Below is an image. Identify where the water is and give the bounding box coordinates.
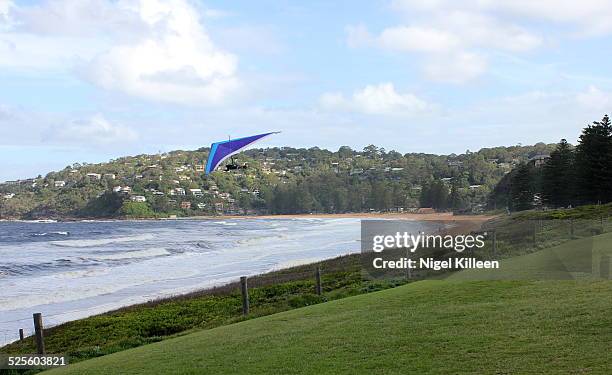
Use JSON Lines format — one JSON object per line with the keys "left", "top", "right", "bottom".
{"left": 0, "top": 217, "right": 431, "bottom": 345}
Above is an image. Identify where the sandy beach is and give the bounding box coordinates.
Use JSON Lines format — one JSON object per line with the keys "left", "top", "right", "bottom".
{"left": 200, "top": 212, "right": 496, "bottom": 222}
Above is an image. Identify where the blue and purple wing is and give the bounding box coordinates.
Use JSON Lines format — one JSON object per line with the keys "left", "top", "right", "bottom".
{"left": 205, "top": 132, "right": 279, "bottom": 175}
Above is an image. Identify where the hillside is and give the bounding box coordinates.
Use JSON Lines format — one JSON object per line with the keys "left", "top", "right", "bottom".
{"left": 43, "top": 278, "right": 611, "bottom": 374}
{"left": 0, "top": 143, "right": 555, "bottom": 220}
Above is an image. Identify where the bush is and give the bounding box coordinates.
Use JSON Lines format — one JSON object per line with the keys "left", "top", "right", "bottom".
{"left": 288, "top": 294, "right": 326, "bottom": 308}
{"left": 120, "top": 201, "right": 154, "bottom": 218}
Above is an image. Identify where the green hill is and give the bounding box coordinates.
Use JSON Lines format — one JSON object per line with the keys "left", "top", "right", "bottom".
{"left": 447, "top": 231, "right": 612, "bottom": 281}
{"left": 44, "top": 280, "right": 611, "bottom": 374}
{"left": 0, "top": 143, "right": 555, "bottom": 219}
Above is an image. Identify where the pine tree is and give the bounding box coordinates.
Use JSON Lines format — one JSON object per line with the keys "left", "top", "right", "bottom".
{"left": 449, "top": 177, "right": 466, "bottom": 211}
{"left": 542, "top": 139, "right": 575, "bottom": 207}
{"left": 510, "top": 163, "right": 533, "bottom": 211}
{"left": 575, "top": 115, "right": 612, "bottom": 204}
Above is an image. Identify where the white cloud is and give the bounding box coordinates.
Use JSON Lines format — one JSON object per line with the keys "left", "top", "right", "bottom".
{"left": 345, "top": 24, "right": 372, "bottom": 48}
{"left": 49, "top": 114, "right": 138, "bottom": 145}
{"left": 320, "top": 83, "right": 433, "bottom": 115}
{"left": 0, "top": 0, "right": 240, "bottom": 106}
{"left": 378, "top": 26, "right": 460, "bottom": 53}
{"left": 423, "top": 51, "right": 487, "bottom": 84}
{"left": 576, "top": 85, "right": 612, "bottom": 111}
{"left": 391, "top": 0, "right": 612, "bottom": 36}
{"left": 347, "top": 0, "right": 555, "bottom": 83}
{"left": 0, "top": 0, "right": 13, "bottom": 27}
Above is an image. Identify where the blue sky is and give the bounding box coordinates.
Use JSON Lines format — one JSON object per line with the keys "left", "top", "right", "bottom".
{"left": 2, "top": 0, "right": 612, "bottom": 181}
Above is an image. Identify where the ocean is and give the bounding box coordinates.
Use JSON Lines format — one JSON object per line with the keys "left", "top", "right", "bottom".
{"left": 0, "top": 217, "right": 431, "bottom": 345}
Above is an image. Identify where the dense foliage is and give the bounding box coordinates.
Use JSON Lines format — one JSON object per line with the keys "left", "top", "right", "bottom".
{"left": 0, "top": 143, "right": 555, "bottom": 219}
{"left": 493, "top": 115, "right": 612, "bottom": 211}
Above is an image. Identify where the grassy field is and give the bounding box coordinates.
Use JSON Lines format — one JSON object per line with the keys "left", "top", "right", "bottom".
{"left": 448, "top": 231, "right": 612, "bottom": 280}
{"left": 42, "top": 279, "right": 612, "bottom": 375}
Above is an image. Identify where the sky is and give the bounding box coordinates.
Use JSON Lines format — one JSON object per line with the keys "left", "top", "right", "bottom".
{"left": 2, "top": 0, "right": 612, "bottom": 181}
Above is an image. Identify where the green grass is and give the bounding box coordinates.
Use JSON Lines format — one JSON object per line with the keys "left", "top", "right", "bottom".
{"left": 448, "top": 231, "right": 612, "bottom": 281}
{"left": 513, "top": 202, "right": 612, "bottom": 220}
{"left": 42, "top": 279, "right": 612, "bottom": 375}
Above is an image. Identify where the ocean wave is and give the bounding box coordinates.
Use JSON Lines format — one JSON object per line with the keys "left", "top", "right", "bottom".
{"left": 31, "top": 231, "right": 69, "bottom": 237}
{"left": 51, "top": 233, "right": 155, "bottom": 247}
{"left": 92, "top": 247, "right": 170, "bottom": 261}
{"left": 213, "top": 221, "right": 237, "bottom": 226}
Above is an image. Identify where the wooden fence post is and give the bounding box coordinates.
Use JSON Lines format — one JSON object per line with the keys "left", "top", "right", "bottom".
{"left": 405, "top": 249, "right": 412, "bottom": 280}
{"left": 19, "top": 328, "right": 24, "bottom": 341}
{"left": 532, "top": 221, "right": 537, "bottom": 246}
{"left": 600, "top": 255, "right": 610, "bottom": 279}
{"left": 570, "top": 219, "right": 575, "bottom": 238}
{"left": 315, "top": 267, "right": 322, "bottom": 295}
{"left": 491, "top": 229, "right": 497, "bottom": 257}
{"left": 240, "top": 276, "right": 249, "bottom": 315}
{"left": 33, "top": 313, "right": 45, "bottom": 355}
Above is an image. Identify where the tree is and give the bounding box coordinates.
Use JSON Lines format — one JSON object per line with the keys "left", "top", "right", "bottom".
{"left": 120, "top": 201, "right": 154, "bottom": 218}
{"left": 542, "top": 139, "right": 575, "bottom": 207}
{"left": 449, "top": 179, "right": 464, "bottom": 211}
{"left": 574, "top": 115, "right": 612, "bottom": 204}
{"left": 420, "top": 180, "right": 448, "bottom": 210}
{"left": 510, "top": 163, "right": 533, "bottom": 211}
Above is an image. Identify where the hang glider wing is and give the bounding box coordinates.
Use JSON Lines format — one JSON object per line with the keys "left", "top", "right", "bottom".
{"left": 205, "top": 132, "right": 279, "bottom": 175}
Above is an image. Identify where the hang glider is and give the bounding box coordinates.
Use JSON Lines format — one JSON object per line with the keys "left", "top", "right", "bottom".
{"left": 205, "top": 132, "right": 280, "bottom": 175}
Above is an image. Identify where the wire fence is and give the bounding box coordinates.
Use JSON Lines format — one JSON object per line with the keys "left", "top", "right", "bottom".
{"left": 0, "top": 313, "right": 66, "bottom": 347}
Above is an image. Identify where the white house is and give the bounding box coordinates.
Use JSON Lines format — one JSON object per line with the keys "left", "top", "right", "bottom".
{"left": 2, "top": 193, "right": 15, "bottom": 199}
{"left": 112, "top": 186, "right": 122, "bottom": 193}
{"left": 86, "top": 173, "right": 102, "bottom": 180}
{"left": 130, "top": 195, "right": 146, "bottom": 202}
{"left": 189, "top": 188, "right": 203, "bottom": 197}
{"left": 54, "top": 181, "right": 66, "bottom": 187}
{"left": 104, "top": 173, "right": 116, "bottom": 180}
{"left": 170, "top": 188, "right": 185, "bottom": 196}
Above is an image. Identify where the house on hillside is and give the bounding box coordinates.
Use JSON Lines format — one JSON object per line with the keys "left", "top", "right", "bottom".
{"left": 180, "top": 201, "right": 192, "bottom": 209}
{"left": 104, "top": 173, "right": 116, "bottom": 180}
{"left": 86, "top": 173, "right": 102, "bottom": 180}
{"left": 190, "top": 189, "right": 203, "bottom": 197}
{"left": 529, "top": 154, "right": 550, "bottom": 167}
{"left": 2, "top": 193, "right": 15, "bottom": 199}
{"left": 170, "top": 188, "right": 185, "bottom": 196}
{"left": 54, "top": 181, "right": 66, "bottom": 188}
{"left": 130, "top": 195, "right": 146, "bottom": 202}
